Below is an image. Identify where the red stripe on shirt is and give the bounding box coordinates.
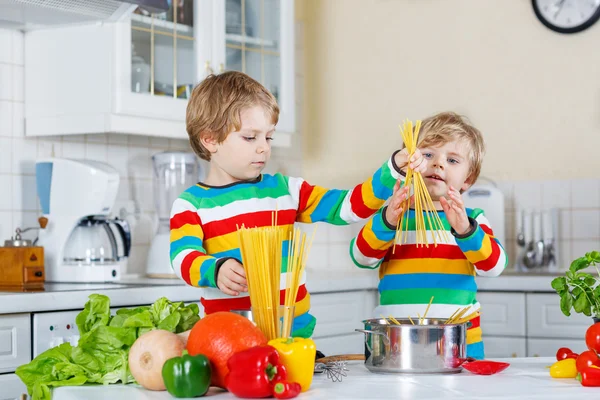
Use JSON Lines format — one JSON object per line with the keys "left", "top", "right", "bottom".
{"left": 296, "top": 182, "right": 314, "bottom": 215}
{"left": 356, "top": 230, "right": 389, "bottom": 259}
{"left": 349, "top": 188, "right": 377, "bottom": 219}
{"left": 468, "top": 315, "right": 480, "bottom": 330}
{"left": 473, "top": 238, "right": 501, "bottom": 272}
{"left": 203, "top": 209, "right": 297, "bottom": 237}
{"left": 479, "top": 223, "right": 494, "bottom": 237}
{"left": 171, "top": 210, "right": 201, "bottom": 230}
{"left": 180, "top": 251, "right": 201, "bottom": 285}
{"left": 387, "top": 244, "right": 467, "bottom": 261}
{"left": 202, "top": 285, "right": 308, "bottom": 315}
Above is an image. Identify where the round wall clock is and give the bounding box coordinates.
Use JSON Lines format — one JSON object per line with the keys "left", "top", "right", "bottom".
{"left": 532, "top": 0, "right": 600, "bottom": 34}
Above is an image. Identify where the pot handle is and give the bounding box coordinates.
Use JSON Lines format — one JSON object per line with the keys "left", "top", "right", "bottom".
{"left": 354, "top": 329, "right": 390, "bottom": 352}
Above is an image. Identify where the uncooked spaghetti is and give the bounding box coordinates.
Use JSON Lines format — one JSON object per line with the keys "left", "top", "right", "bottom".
{"left": 394, "top": 120, "right": 450, "bottom": 249}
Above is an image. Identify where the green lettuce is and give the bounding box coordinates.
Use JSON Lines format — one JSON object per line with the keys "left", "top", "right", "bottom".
{"left": 16, "top": 294, "right": 200, "bottom": 400}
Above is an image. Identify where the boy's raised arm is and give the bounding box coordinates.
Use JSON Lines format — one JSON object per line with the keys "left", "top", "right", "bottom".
{"left": 291, "top": 153, "right": 404, "bottom": 225}
{"left": 169, "top": 197, "right": 221, "bottom": 288}
{"left": 349, "top": 206, "right": 397, "bottom": 269}
{"left": 453, "top": 210, "right": 508, "bottom": 277}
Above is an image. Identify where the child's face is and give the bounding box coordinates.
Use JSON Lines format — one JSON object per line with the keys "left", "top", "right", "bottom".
{"left": 420, "top": 139, "right": 472, "bottom": 201}
{"left": 203, "top": 105, "right": 274, "bottom": 184}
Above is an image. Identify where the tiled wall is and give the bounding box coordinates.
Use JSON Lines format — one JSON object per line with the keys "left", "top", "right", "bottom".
{"left": 0, "top": 27, "right": 303, "bottom": 276}
{"left": 303, "top": 179, "right": 600, "bottom": 273}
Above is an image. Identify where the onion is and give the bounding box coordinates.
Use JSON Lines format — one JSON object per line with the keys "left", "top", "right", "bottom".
{"left": 177, "top": 329, "right": 191, "bottom": 346}
{"left": 128, "top": 329, "right": 185, "bottom": 391}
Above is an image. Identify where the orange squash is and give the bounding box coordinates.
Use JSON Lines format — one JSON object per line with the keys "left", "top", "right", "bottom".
{"left": 186, "top": 312, "right": 267, "bottom": 388}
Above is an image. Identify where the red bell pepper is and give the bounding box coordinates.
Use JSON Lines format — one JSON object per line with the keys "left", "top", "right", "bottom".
{"left": 581, "top": 365, "right": 600, "bottom": 387}
{"left": 273, "top": 381, "right": 302, "bottom": 399}
{"left": 225, "top": 345, "right": 287, "bottom": 398}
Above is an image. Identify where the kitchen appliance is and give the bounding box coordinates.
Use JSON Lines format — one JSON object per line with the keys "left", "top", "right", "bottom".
{"left": 355, "top": 318, "right": 467, "bottom": 374}
{"left": 0, "top": 218, "right": 47, "bottom": 291}
{"left": 35, "top": 158, "right": 131, "bottom": 283}
{"left": 146, "top": 151, "right": 200, "bottom": 278}
{"left": 463, "top": 181, "right": 505, "bottom": 247}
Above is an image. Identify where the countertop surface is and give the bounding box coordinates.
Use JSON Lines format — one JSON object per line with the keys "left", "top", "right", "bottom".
{"left": 51, "top": 357, "right": 587, "bottom": 400}
{"left": 0, "top": 269, "right": 561, "bottom": 315}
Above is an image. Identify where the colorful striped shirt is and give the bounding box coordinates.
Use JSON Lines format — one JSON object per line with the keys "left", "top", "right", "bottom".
{"left": 350, "top": 206, "right": 507, "bottom": 359}
{"left": 170, "top": 156, "right": 402, "bottom": 338}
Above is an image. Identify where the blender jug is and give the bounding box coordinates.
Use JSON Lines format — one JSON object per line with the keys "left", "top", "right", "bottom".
{"left": 146, "top": 151, "right": 200, "bottom": 277}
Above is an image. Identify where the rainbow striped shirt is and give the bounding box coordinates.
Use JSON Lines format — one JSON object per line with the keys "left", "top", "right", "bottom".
{"left": 170, "top": 156, "right": 402, "bottom": 338}
{"left": 350, "top": 207, "right": 507, "bottom": 358}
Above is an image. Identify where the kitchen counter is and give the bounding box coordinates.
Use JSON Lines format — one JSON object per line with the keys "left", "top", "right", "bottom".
{"left": 51, "top": 357, "right": 588, "bottom": 400}
{"left": 0, "top": 269, "right": 562, "bottom": 315}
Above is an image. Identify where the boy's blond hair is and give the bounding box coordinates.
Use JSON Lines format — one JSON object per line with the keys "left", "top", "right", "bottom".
{"left": 186, "top": 71, "right": 279, "bottom": 161}
{"left": 416, "top": 112, "right": 485, "bottom": 184}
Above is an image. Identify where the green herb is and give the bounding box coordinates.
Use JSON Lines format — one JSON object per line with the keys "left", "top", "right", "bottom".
{"left": 552, "top": 251, "right": 600, "bottom": 317}
{"left": 15, "top": 294, "right": 200, "bottom": 400}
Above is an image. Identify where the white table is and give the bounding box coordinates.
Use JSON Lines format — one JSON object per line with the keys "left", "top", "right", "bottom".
{"left": 53, "top": 357, "right": 590, "bottom": 400}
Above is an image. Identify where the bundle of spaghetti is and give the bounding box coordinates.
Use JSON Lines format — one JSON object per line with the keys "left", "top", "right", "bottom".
{"left": 394, "top": 119, "right": 450, "bottom": 250}
{"left": 281, "top": 226, "right": 316, "bottom": 338}
{"left": 445, "top": 305, "right": 480, "bottom": 325}
{"left": 237, "top": 223, "right": 284, "bottom": 341}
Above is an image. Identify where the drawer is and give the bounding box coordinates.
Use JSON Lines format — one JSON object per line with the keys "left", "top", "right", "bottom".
{"left": 314, "top": 333, "right": 365, "bottom": 356}
{"left": 526, "top": 293, "right": 592, "bottom": 339}
{"left": 23, "top": 266, "right": 44, "bottom": 284}
{"left": 481, "top": 336, "right": 526, "bottom": 358}
{"left": 0, "top": 314, "right": 31, "bottom": 373}
{"left": 311, "top": 290, "right": 376, "bottom": 338}
{"left": 527, "top": 338, "right": 588, "bottom": 358}
{"left": 0, "top": 373, "right": 28, "bottom": 400}
{"left": 478, "top": 292, "right": 526, "bottom": 336}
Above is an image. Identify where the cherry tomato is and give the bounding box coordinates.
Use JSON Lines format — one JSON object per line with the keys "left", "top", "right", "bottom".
{"left": 576, "top": 350, "right": 600, "bottom": 372}
{"left": 556, "top": 347, "right": 574, "bottom": 361}
{"left": 586, "top": 323, "right": 600, "bottom": 353}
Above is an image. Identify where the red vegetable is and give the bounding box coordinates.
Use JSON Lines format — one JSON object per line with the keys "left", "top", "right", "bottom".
{"left": 576, "top": 350, "right": 600, "bottom": 372}
{"left": 225, "top": 345, "right": 287, "bottom": 398}
{"left": 273, "top": 381, "right": 302, "bottom": 399}
{"left": 581, "top": 365, "right": 600, "bottom": 387}
{"left": 586, "top": 323, "right": 600, "bottom": 354}
{"left": 556, "top": 347, "right": 575, "bottom": 361}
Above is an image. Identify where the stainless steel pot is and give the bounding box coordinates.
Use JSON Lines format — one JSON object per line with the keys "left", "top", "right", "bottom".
{"left": 355, "top": 318, "right": 467, "bottom": 374}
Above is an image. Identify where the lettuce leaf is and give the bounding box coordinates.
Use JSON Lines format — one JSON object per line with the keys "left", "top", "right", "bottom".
{"left": 16, "top": 295, "right": 200, "bottom": 400}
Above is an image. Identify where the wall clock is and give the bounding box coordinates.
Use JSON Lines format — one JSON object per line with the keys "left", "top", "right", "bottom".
{"left": 532, "top": 0, "right": 600, "bottom": 34}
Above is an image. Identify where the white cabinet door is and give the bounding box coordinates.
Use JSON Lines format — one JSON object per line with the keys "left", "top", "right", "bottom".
{"left": 310, "top": 290, "right": 376, "bottom": 339}
{"left": 314, "top": 333, "right": 365, "bottom": 356}
{"left": 526, "top": 293, "right": 593, "bottom": 339}
{"left": 482, "top": 336, "right": 526, "bottom": 358}
{"left": 0, "top": 374, "right": 28, "bottom": 400}
{"left": 527, "top": 338, "right": 588, "bottom": 358}
{"left": 0, "top": 314, "right": 31, "bottom": 374}
{"left": 478, "top": 292, "right": 526, "bottom": 336}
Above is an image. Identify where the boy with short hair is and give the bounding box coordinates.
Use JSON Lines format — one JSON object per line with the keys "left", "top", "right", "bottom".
{"left": 170, "top": 71, "right": 426, "bottom": 338}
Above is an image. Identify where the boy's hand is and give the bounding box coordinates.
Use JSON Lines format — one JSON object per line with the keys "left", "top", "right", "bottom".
{"left": 384, "top": 181, "right": 411, "bottom": 227}
{"left": 440, "top": 186, "right": 470, "bottom": 235}
{"left": 217, "top": 259, "right": 248, "bottom": 296}
{"left": 395, "top": 148, "right": 427, "bottom": 174}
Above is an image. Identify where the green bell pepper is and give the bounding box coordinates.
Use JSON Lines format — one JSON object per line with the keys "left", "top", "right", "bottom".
{"left": 161, "top": 354, "right": 211, "bottom": 398}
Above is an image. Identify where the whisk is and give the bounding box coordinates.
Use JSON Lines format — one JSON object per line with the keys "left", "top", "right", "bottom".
{"left": 314, "top": 354, "right": 363, "bottom": 382}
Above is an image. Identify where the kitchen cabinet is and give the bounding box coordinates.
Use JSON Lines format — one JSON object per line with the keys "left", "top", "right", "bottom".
{"left": 311, "top": 290, "right": 377, "bottom": 356}
{"left": 478, "top": 291, "right": 594, "bottom": 358}
{"left": 24, "top": 0, "right": 295, "bottom": 146}
{"left": 0, "top": 314, "right": 31, "bottom": 374}
{"left": 0, "top": 373, "right": 27, "bottom": 400}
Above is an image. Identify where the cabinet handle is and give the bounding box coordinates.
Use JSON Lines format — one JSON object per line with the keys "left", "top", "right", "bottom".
{"left": 511, "top": 352, "right": 517, "bottom": 358}
{"left": 219, "top": 63, "right": 225, "bottom": 73}
{"left": 205, "top": 61, "right": 214, "bottom": 75}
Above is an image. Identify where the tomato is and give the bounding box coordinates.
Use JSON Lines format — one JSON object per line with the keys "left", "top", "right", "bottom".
{"left": 556, "top": 347, "right": 574, "bottom": 361}
{"left": 586, "top": 323, "right": 600, "bottom": 353}
{"left": 576, "top": 350, "right": 600, "bottom": 372}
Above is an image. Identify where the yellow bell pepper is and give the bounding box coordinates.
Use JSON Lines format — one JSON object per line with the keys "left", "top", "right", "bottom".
{"left": 268, "top": 337, "right": 316, "bottom": 392}
{"left": 549, "top": 358, "right": 578, "bottom": 378}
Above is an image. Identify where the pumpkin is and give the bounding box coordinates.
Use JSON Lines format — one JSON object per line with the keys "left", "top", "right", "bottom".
{"left": 186, "top": 311, "right": 267, "bottom": 388}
